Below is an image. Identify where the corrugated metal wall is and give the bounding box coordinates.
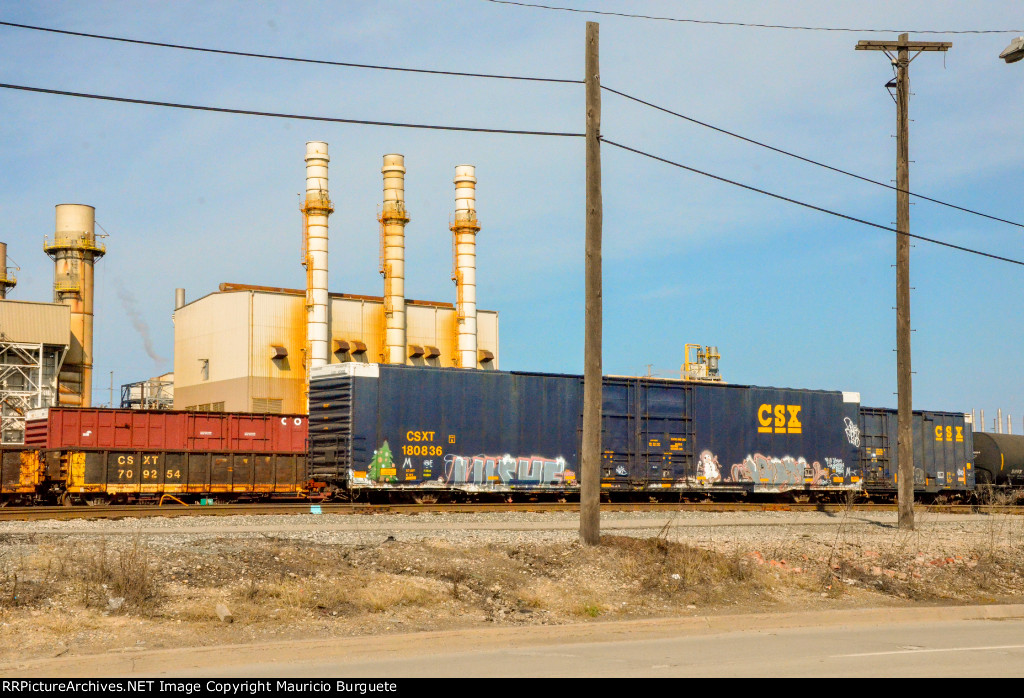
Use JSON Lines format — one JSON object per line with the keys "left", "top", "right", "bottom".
{"left": 0, "top": 300, "right": 70, "bottom": 345}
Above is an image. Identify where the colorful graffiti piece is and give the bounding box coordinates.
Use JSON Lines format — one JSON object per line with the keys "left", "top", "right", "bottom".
{"left": 726, "top": 453, "right": 834, "bottom": 486}
{"left": 443, "top": 454, "right": 575, "bottom": 486}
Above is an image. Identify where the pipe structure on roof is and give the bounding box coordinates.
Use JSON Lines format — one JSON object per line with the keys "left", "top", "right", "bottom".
{"left": 450, "top": 165, "right": 480, "bottom": 369}
{"left": 302, "top": 142, "right": 333, "bottom": 399}
{"left": 44, "top": 204, "right": 104, "bottom": 407}
{"left": 379, "top": 154, "right": 409, "bottom": 364}
{"left": 175, "top": 288, "right": 185, "bottom": 310}
{"left": 0, "top": 243, "right": 15, "bottom": 298}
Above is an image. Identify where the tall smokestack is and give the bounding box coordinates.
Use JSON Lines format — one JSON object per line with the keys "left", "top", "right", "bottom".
{"left": 379, "top": 154, "right": 409, "bottom": 364}
{"left": 451, "top": 165, "right": 480, "bottom": 368}
{"left": 303, "top": 142, "right": 333, "bottom": 394}
{"left": 45, "top": 204, "right": 104, "bottom": 406}
{"left": 0, "top": 243, "right": 15, "bottom": 299}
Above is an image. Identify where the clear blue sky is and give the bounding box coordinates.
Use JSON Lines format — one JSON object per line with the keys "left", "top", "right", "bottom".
{"left": 0, "top": 1, "right": 1020, "bottom": 427}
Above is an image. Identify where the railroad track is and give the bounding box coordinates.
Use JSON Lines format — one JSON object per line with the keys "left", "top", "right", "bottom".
{"left": 0, "top": 501, "right": 1020, "bottom": 521}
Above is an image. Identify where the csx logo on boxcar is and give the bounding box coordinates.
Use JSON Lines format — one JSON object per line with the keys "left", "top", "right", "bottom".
{"left": 935, "top": 425, "right": 964, "bottom": 443}
{"left": 757, "top": 404, "right": 803, "bottom": 434}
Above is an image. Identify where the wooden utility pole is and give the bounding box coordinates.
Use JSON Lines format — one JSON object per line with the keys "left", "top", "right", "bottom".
{"left": 580, "top": 20, "right": 602, "bottom": 546}
{"left": 857, "top": 34, "right": 950, "bottom": 530}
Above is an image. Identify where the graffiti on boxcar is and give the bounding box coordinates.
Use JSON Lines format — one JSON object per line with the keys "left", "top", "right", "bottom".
{"left": 844, "top": 417, "right": 861, "bottom": 448}
{"left": 367, "top": 441, "right": 399, "bottom": 483}
{"left": 697, "top": 450, "right": 722, "bottom": 483}
{"left": 825, "top": 457, "right": 846, "bottom": 476}
{"left": 725, "top": 453, "right": 832, "bottom": 486}
{"left": 443, "top": 453, "right": 575, "bottom": 486}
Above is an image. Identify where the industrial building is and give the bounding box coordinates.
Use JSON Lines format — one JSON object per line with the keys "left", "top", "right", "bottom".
{"left": 2, "top": 142, "right": 499, "bottom": 431}
{"left": 120, "top": 372, "right": 174, "bottom": 410}
{"left": 173, "top": 142, "right": 499, "bottom": 414}
{"left": 0, "top": 205, "right": 103, "bottom": 443}
{"left": 0, "top": 299, "right": 70, "bottom": 443}
{"left": 173, "top": 284, "right": 498, "bottom": 413}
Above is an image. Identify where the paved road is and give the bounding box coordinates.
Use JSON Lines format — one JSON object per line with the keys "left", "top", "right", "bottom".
{"left": 208, "top": 613, "right": 1024, "bottom": 678}
{"left": 8, "top": 605, "right": 1024, "bottom": 678}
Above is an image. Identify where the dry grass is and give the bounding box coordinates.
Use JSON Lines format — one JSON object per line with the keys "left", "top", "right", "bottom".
{"left": 3, "top": 522, "right": 1024, "bottom": 665}
{"left": 0, "top": 536, "right": 159, "bottom": 614}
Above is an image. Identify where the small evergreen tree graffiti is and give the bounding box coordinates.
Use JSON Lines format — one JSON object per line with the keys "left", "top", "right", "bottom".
{"left": 367, "top": 440, "right": 396, "bottom": 483}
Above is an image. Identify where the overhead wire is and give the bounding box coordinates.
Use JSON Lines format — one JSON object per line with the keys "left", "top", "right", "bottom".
{"left": 3, "top": 18, "right": 1020, "bottom": 228}
{"left": 1, "top": 18, "right": 1020, "bottom": 264}
{"left": 483, "top": 0, "right": 1023, "bottom": 34}
{"left": 0, "top": 82, "right": 584, "bottom": 137}
{"left": 600, "top": 85, "right": 1024, "bottom": 229}
{"left": 2, "top": 80, "right": 1018, "bottom": 265}
{"left": 601, "top": 137, "right": 1024, "bottom": 267}
{"left": 0, "top": 19, "right": 582, "bottom": 84}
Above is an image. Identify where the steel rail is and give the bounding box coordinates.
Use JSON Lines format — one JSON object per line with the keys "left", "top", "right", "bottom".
{"left": 0, "top": 501, "right": 1016, "bottom": 522}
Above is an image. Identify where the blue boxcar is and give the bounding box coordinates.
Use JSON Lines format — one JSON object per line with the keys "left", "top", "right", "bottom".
{"left": 857, "top": 407, "right": 974, "bottom": 494}
{"left": 601, "top": 378, "right": 862, "bottom": 493}
{"left": 308, "top": 364, "right": 863, "bottom": 495}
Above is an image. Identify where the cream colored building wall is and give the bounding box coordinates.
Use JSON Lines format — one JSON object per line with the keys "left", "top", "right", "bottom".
{"left": 173, "top": 292, "right": 252, "bottom": 411}
{"left": 175, "top": 289, "right": 500, "bottom": 413}
{"left": 328, "top": 297, "right": 382, "bottom": 365}
{"left": 250, "top": 292, "right": 306, "bottom": 413}
{"left": 405, "top": 305, "right": 447, "bottom": 368}
{"left": 476, "top": 310, "right": 499, "bottom": 369}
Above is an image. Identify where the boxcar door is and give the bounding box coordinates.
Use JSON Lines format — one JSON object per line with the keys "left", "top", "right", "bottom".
{"left": 600, "top": 378, "right": 641, "bottom": 488}
{"left": 638, "top": 381, "right": 694, "bottom": 488}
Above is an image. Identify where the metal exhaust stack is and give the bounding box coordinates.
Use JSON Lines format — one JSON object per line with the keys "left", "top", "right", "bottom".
{"left": 379, "top": 154, "right": 409, "bottom": 364}
{"left": 450, "top": 165, "right": 480, "bottom": 368}
{"left": 0, "top": 243, "right": 15, "bottom": 298}
{"left": 302, "top": 142, "right": 333, "bottom": 394}
{"left": 45, "top": 204, "right": 105, "bottom": 407}
{"left": 175, "top": 288, "right": 186, "bottom": 310}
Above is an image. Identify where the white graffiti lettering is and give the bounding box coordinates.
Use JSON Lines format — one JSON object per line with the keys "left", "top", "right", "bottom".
{"left": 844, "top": 417, "right": 861, "bottom": 448}
{"left": 443, "top": 454, "right": 574, "bottom": 485}
{"left": 825, "top": 457, "right": 846, "bottom": 476}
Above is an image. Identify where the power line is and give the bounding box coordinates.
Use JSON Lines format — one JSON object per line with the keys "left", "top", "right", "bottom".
{"left": 5, "top": 21, "right": 1016, "bottom": 230}
{"left": 0, "top": 82, "right": 583, "bottom": 137}
{"left": 601, "top": 85, "right": 1024, "bottom": 230}
{"left": 601, "top": 137, "right": 1024, "bottom": 267}
{"left": 0, "top": 20, "right": 581, "bottom": 84}
{"left": 484, "top": 1, "right": 1023, "bottom": 34}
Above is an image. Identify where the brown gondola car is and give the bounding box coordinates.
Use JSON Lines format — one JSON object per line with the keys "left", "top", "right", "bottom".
{"left": 23, "top": 408, "right": 309, "bottom": 504}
